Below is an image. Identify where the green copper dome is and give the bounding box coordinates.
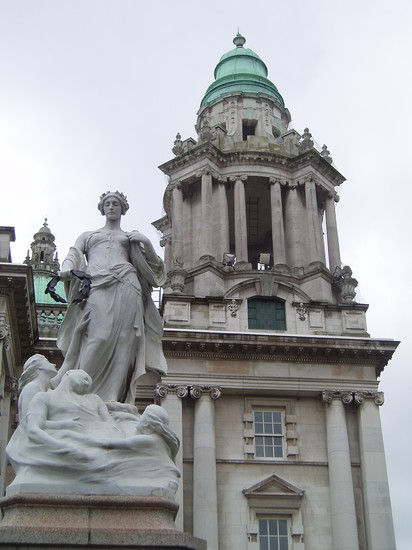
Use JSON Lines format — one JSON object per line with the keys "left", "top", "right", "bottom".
{"left": 200, "top": 34, "right": 285, "bottom": 109}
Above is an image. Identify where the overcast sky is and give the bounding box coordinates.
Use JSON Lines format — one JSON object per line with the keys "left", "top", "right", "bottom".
{"left": 1, "top": 1, "right": 411, "bottom": 546}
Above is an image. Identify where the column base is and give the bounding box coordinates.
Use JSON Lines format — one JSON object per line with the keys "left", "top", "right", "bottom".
{"left": 0, "top": 494, "right": 206, "bottom": 549}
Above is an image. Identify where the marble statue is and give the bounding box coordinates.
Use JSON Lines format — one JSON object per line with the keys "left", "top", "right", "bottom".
{"left": 6, "top": 367, "right": 180, "bottom": 498}
{"left": 16, "top": 354, "right": 58, "bottom": 420}
{"left": 52, "top": 191, "right": 167, "bottom": 404}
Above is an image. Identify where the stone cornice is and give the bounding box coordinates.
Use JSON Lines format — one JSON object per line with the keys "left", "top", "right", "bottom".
{"left": 162, "top": 257, "right": 339, "bottom": 289}
{"left": 159, "top": 373, "right": 380, "bottom": 397}
{"left": 162, "top": 328, "right": 399, "bottom": 373}
{"left": 158, "top": 141, "right": 345, "bottom": 187}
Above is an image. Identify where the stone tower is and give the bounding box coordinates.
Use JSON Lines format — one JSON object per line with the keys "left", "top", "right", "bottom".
{"left": 152, "top": 35, "right": 398, "bottom": 549}
{"left": 25, "top": 220, "right": 66, "bottom": 341}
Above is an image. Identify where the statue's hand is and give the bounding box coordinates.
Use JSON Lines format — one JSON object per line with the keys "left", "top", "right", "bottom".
{"left": 58, "top": 270, "right": 72, "bottom": 281}
{"left": 56, "top": 446, "right": 88, "bottom": 461}
{"left": 128, "top": 230, "right": 149, "bottom": 246}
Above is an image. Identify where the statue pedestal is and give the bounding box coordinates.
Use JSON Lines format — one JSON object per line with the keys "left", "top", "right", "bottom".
{"left": 0, "top": 494, "right": 206, "bottom": 549}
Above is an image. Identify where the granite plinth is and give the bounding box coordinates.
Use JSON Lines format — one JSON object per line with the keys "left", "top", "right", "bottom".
{"left": 0, "top": 494, "right": 206, "bottom": 549}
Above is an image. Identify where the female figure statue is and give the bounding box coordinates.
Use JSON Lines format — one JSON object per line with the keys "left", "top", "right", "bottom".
{"left": 52, "top": 191, "right": 167, "bottom": 404}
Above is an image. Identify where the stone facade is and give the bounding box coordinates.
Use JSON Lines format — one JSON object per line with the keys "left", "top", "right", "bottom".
{"left": 0, "top": 34, "right": 398, "bottom": 550}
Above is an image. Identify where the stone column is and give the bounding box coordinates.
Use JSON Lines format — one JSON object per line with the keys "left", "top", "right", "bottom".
{"left": 0, "top": 323, "right": 15, "bottom": 497}
{"left": 160, "top": 235, "right": 172, "bottom": 275}
{"left": 171, "top": 182, "right": 186, "bottom": 293}
{"left": 155, "top": 384, "right": 188, "bottom": 531}
{"left": 322, "top": 391, "right": 359, "bottom": 550}
{"left": 216, "top": 179, "right": 230, "bottom": 261}
{"left": 354, "top": 392, "right": 396, "bottom": 550}
{"left": 284, "top": 183, "right": 307, "bottom": 267}
{"left": 171, "top": 182, "right": 183, "bottom": 266}
{"left": 197, "top": 170, "right": 213, "bottom": 260}
{"left": 191, "top": 385, "right": 221, "bottom": 550}
{"left": 269, "top": 178, "right": 286, "bottom": 265}
{"left": 230, "top": 175, "right": 248, "bottom": 264}
{"left": 304, "top": 176, "right": 323, "bottom": 264}
{"left": 325, "top": 193, "right": 341, "bottom": 274}
{"left": 319, "top": 208, "right": 327, "bottom": 264}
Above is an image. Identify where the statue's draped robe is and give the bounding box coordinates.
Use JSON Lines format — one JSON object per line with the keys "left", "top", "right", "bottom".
{"left": 57, "top": 231, "right": 167, "bottom": 403}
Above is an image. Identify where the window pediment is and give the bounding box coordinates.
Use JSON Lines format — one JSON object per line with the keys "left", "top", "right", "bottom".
{"left": 243, "top": 474, "right": 304, "bottom": 508}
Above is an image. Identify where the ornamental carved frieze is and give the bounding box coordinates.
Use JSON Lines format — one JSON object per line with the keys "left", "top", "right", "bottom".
{"left": 190, "top": 385, "right": 222, "bottom": 401}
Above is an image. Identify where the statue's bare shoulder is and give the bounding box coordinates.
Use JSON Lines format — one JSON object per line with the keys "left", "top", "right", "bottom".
{"left": 73, "top": 231, "right": 93, "bottom": 252}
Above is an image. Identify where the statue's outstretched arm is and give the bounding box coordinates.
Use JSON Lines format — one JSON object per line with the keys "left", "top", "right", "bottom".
{"left": 25, "top": 395, "right": 87, "bottom": 459}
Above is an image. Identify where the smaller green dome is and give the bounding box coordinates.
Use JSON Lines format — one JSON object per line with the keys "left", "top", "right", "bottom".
{"left": 200, "top": 34, "right": 284, "bottom": 109}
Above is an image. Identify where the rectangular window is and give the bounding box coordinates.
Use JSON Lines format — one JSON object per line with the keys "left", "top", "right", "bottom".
{"left": 253, "top": 410, "right": 285, "bottom": 458}
{"left": 259, "top": 518, "right": 289, "bottom": 550}
{"left": 242, "top": 119, "right": 257, "bottom": 140}
{"left": 248, "top": 298, "right": 286, "bottom": 331}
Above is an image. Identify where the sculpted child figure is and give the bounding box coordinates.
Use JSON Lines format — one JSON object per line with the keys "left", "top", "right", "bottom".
{"left": 7, "top": 367, "right": 180, "bottom": 497}
{"left": 51, "top": 191, "right": 167, "bottom": 404}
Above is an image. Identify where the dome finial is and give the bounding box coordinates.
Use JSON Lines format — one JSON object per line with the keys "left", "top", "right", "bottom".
{"left": 233, "top": 32, "right": 246, "bottom": 48}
